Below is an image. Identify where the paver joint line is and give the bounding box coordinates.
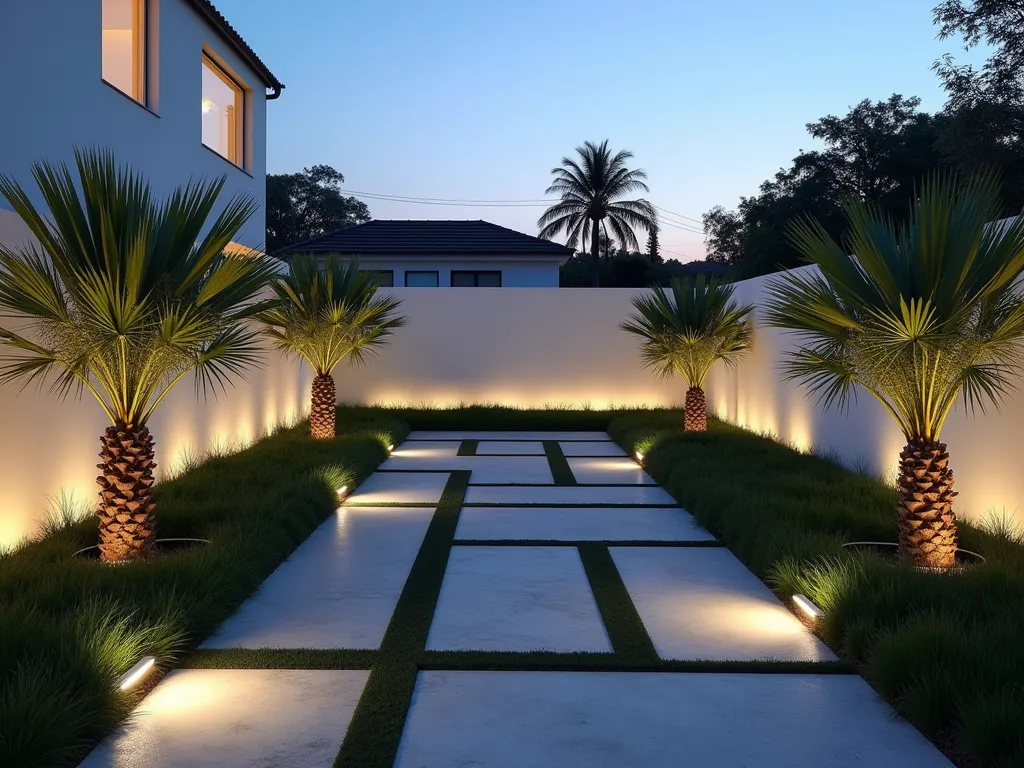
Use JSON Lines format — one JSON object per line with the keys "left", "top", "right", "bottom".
{"left": 542, "top": 440, "right": 577, "bottom": 486}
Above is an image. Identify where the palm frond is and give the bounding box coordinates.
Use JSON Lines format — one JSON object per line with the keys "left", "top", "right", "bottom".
{"left": 0, "top": 148, "right": 271, "bottom": 428}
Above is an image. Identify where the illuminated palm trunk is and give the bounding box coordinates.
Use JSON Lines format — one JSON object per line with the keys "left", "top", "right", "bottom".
{"left": 684, "top": 386, "right": 708, "bottom": 431}
{"left": 96, "top": 424, "right": 156, "bottom": 562}
{"left": 310, "top": 372, "right": 336, "bottom": 439}
{"left": 897, "top": 438, "right": 958, "bottom": 568}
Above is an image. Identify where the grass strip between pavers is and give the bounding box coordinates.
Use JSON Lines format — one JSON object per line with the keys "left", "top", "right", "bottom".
{"left": 334, "top": 470, "right": 471, "bottom": 768}
{"left": 456, "top": 439, "right": 479, "bottom": 456}
{"left": 182, "top": 648, "right": 378, "bottom": 669}
{"left": 453, "top": 539, "right": 725, "bottom": 547}
{"left": 419, "top": 650, "right": 857, "bottom": 674}
{"left": 577, "top": 543, "right": 659, "bottom": 662}
{"left": 542, "top": 440, "right": 577, "bottom": 485}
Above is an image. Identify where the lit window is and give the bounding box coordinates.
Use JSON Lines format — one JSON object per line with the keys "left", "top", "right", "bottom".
{"left": 202, "top": 55, "right": 243, "bottom": 166}
{"left": 405, "top": 271, "right": 439, "bottom": 287}
{"left": 102, "top": 0, "right": 145, "bottom": 102}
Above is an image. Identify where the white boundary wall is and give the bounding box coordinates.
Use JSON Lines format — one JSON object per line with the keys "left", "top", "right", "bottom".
{"left": 1, "top": 269, "right": 1021, "bottom": 545}
{"left": 704, "top": 266, "right": 1024, "bottom": 524}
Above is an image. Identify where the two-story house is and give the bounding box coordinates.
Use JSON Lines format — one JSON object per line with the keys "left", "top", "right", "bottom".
{"left": 0, "top": 0, "right": 283, "bottom": 253}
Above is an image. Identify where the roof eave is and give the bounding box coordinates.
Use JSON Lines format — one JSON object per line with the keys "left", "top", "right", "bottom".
{"left": 187, "top": 0, "right": 284, "bottom": 93}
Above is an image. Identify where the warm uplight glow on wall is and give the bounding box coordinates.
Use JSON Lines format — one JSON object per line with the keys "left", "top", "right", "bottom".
{"left": 118, "top": 656, "right": 156, "bottom": 690}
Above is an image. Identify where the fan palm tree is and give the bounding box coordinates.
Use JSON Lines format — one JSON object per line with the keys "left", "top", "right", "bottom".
{"left": 0, "top": 149, "right": 277, "bottom": 563}
{"left": 259, "top": 255, "right": 406, "bottom": 439}
{"left": 621, "top": 275, "right": 754, "bottom": 430}
{"left": 764, "top": 173, "right": 1024, "bottom": 569}
{"left": 538, "top": 140, "right": 657, "bottom": 287}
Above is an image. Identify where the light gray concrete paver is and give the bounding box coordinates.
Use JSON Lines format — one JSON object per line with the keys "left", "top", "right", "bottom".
{"left": 567, "top": 456, "right": 657, "bottom": 485}
{"left": 79, "top": 669, "right": 370, "bottom": 768}
{"left": 559, "top": 441, "right": 628, "bottom": 456}
{"left": 455, "top": 507, "right": 715, "bottom": 542}
{"left": 465, "top": 484, "right": 677, "bottom": 505}
{"left": 612, "top": 547, "right": 836, "bottom": 661}
{"left": 394, "top": 671, "right": 953, "bottom": 768}
{"left": 345, "top": 471, "right": 450, "bottom": 504}
{"left": 379, "top": 455, "right": 553, "bottom": 484}
{"left": 203, "top": 507, "right": 433, "bottom": 649}
{"left": 408, "top": 431, "right": 611, "bottom": 440}
{"left": 476, "top": 441, "right": 545, "bottom": 455}
{"left": 427, "top": 547, "right": 611, "bottom": 652}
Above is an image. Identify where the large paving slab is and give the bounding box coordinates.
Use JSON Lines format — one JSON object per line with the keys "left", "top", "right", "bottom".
{"left": 476, "top": 440, "right": 545, "bottom": 455}
{"left": 559, "top": 441, "right": 628, "bottom": 457}
{"left": 455, "top": 507, "right": 715, "bottom": 542}
{"left": 612, "top": 547, "right": 835, "bottom": 661}
{"left": 79, "top": 669, "right": 370, "bottom": 768}
{"left": 204, "top": 507, "right": 434, "bottom": 649}
{"left": 427, "top": 546, "right": 611, "bottom": 652}
{"left": 379, "top": 455, "right": 553, "bottom": 484}
{"left": 345, "top": 471, "right": 450, "bottom": 504}
{"left": 408, "top": 431, "right": 612, "bottom": 441}
{"left": 567, "top": 457, "right": 657, "bottom": 485}
{"left": 394, "top": 671, "right": 953, "bottom": 768}
{"left": 465, "top": 484, "right": 677, "bottom": 505}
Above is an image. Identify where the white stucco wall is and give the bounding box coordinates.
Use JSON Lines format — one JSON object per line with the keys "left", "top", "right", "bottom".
{"left": 704, "top": 266, "right": 1024, "bottom": 522}
{"left": 0, "top": 273, "right": 1021, "bottom": 546}
{"left": 0, "top": 0, "right": 270, "bottom": 249}
{"left": 349, "top": 258, "right": 563, "bottom": 287}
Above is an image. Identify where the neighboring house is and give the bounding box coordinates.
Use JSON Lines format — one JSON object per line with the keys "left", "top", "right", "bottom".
{"left": 0, "top": 0, "right": 283, "bottom": 253}
{"left": 277, "top": 220, "right": 574, "bottom": 287}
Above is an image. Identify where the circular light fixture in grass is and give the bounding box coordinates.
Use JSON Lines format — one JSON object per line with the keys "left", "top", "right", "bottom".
{"left": 841, "top": 541, "right": 985, "bottom": 571}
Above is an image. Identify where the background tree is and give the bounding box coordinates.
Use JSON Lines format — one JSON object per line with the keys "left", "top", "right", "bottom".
{"left": 621, "top": 275, "right": 753, "bottom": 430}
{"left": 765, "top": 174, "right": 1024, "bottom": 568}
{"left": 933, "top": 0, "right": 1024, "bottom": 208}
{"left": 266, "top": 165, "right": 371, "bottom": 253}
{"left": 702, "top": 206, "right": 744, "bottom": 264}
{"left": 259, "top": 255, "right": 406, "bottom": 439}
{"left": 0, "top": 150, "right": 276, "bottom": 562}
{"left": 646, "top": 226, "right": 662, "bottom": 263}
{"left": 538, "top": 140, "right": 657, "bottom": 287}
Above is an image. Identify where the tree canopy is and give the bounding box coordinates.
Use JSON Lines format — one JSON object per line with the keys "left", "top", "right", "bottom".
{"left": 266, "top": 165, "right": 370, "bottom": 254}
{"left": 702, "top": 2, "right": 1024, "bottom": 278}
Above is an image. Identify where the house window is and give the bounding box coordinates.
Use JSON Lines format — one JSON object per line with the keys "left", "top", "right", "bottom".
{"left": 202, "top": 55, "right": 244, "bottom": 166}
{"left": 102, "top": 0, "right": 146, "bottom": 103}
{"left": 405, "top": 271, "right": 439, "bottom": 287}
{"left": 361, "top": 269, "right": 394, "bottom": 287}
{"left": 451, "top": 270, "right": 502, "bottom": 287}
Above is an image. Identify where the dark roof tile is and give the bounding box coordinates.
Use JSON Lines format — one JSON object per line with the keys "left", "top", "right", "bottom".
{"left": 278, "top": 220, "right": 575, "bottom": 259}
{"left": 187, "top": 0, "right": 283, "bottom": 92}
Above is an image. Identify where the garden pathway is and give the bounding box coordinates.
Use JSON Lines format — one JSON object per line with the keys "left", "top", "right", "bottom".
{"left": 79, "top": 432, "right": 952, "bottom": 768}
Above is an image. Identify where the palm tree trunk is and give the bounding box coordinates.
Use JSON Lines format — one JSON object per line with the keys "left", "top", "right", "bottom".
{"left": 590, "top": 218, "right": 601, "bottom": 288}
{"left": 897, "top": 438, "right": 958, "bottom": 568}
{"left": 96, "top": 424, "right": 156, "bottom": 563}
{"left": 684, "top": 386, "right": 708, "bottom": 431}
{"left": 310, "top": 372, "right": 336, "bottom": 439}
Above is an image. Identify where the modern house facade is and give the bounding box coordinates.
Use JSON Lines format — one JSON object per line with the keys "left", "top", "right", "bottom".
{"left": 278, "top": 220, "right": 574, "bottom": 287}
{"left": 0, "top": 0, "right": 283, "bottom": 252}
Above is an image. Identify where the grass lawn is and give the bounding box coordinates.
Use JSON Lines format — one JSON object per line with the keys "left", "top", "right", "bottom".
{"left": 0, "top": 417, "right": 404, "bottom": 768}
{"left": 608, "top": 412, "right": 1024, "bottom": 768}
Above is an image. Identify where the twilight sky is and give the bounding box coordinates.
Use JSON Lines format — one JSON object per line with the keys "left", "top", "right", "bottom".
{"left": 217, "top": 0, "right": 985, "bottom": 262}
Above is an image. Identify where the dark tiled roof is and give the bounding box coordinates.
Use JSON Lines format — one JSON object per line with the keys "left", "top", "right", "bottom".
{"left": 278, "top": 220, "right": 576, "bottom": 259}
{"left": 674, "top": 260, "right": 732, "bottom": 276}
{"left": 187, "top": 0, "right": 284, "bottom": 92}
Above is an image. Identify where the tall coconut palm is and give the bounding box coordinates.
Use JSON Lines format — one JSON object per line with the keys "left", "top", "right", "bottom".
{"left": 538, "top": 140, "right": 657, "bottom": 287}
{"left": 621, "top": 275, "right": 754, "bottom": 430}
{"left": 259, "top": 255, "right": 406, "bottom": 439}
{"left": 764, "top": 173, "right": 1024, "bottom": 569}
{"left": 0, "top": 149, "right": 276, "bottom": 563}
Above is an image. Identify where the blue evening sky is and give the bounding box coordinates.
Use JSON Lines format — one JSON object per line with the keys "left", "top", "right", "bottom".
{"left": 217, "top": 0, "right": 985, "bottom": 261}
